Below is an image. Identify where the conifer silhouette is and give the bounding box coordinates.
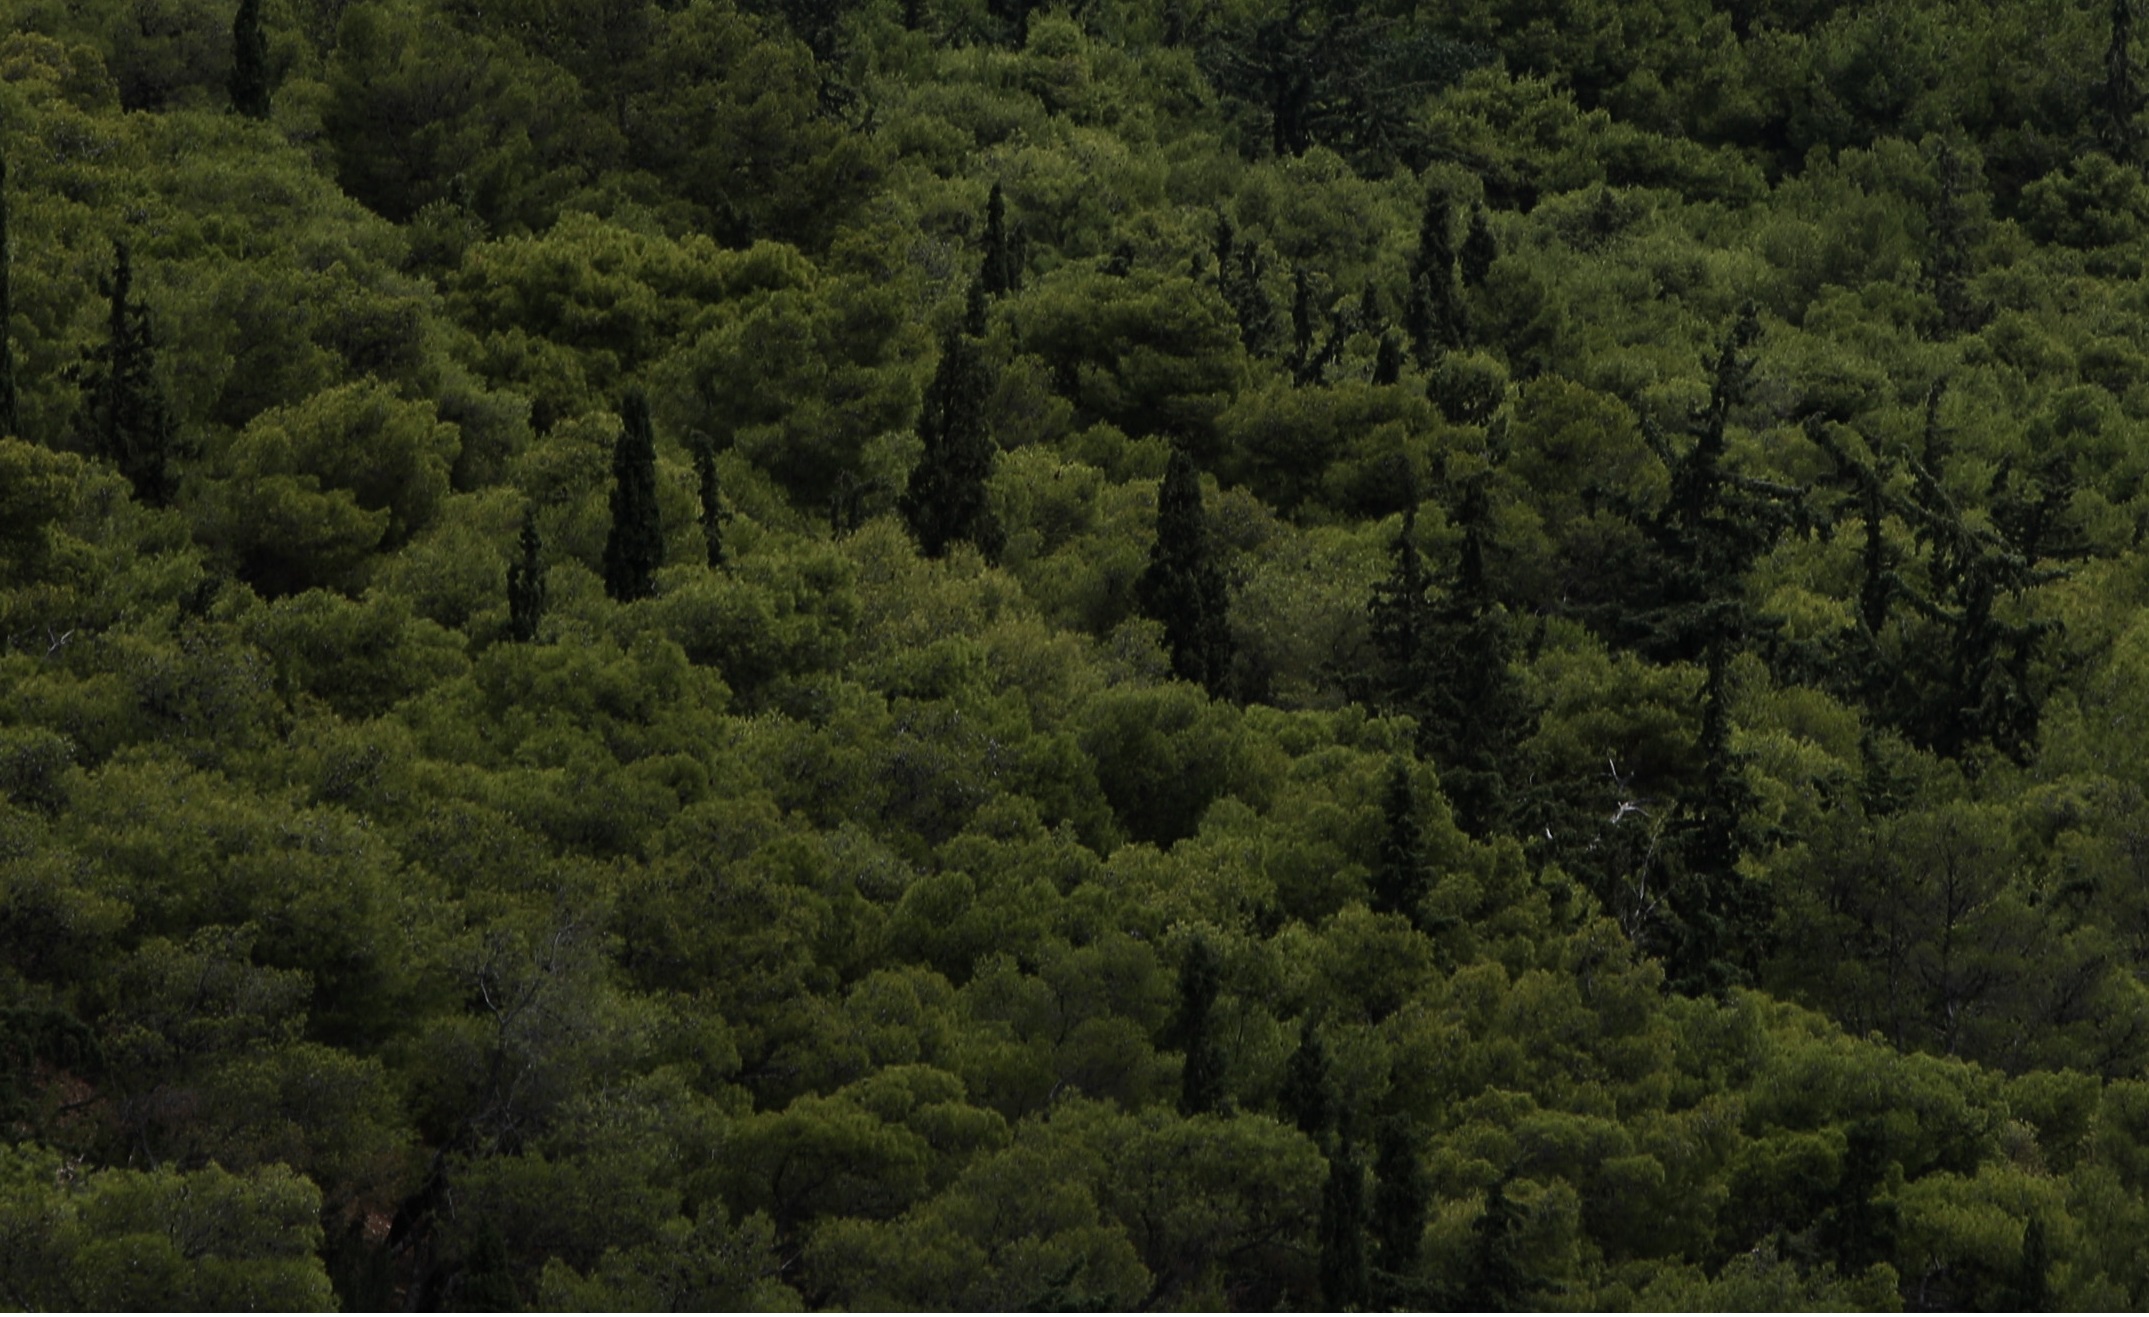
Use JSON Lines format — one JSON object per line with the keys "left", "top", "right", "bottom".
{"left": 0, "top": 152, "right": 16, "bottom": 440}
{"left": 901, "top": 312, "right": 1004, "bottom": 561}
{"left": 73, "top": 242, "right": 177, "bottom": 507}
{"left": 602, "top": 391, "right": 662, "bottom": 602}
{"left": 507, "top": 510, "right": 545, "bottom": 642}
{"left": 1137, "top": 443, "right": 1234, "bottom": 696}
{"left": 229, "top": 0, "right": 273, "bottom": 119}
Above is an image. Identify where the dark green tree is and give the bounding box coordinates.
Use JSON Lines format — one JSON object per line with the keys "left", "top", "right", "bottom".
{"left": 1405, "top": 184, "right": 1466, "bottom": 364}
{"left": 1300, "top": 293, "right": 1351, "bottom": 387}
{"left": 1817, "top": 383, "right": 2060, "bottom": 767}
{"left": 1290, "top": 266, "right": 1318, "bottom": 378}
{"left": 1370, "top": 1117, "right": 1430, "bottom": 1302}
{"left": 601, "top": 390, "right": 662, "bottom": 602}
{"left": 694, "top": 434, "right": 728, "bottom": 568}
{"left": 1317, "top": 1133, "right": 1370, "bottom": 1310}
{"left": 1370, "top": 757, "right": 1428, "bottom": 928}
{"left": 1218, "top": 231, "right": 1281, "bottom": 357}
{"left": 1367, "top": 498, "right": 1433, "bottom": 708}
{"left": 1817, "top": 1118, "right": 1900, "bottom": 1274}
{"left": 229, "top": 0, "right": 273, "bottom": 119}
{"left": 1460, "top": 1178, "right": 1530, "bottom": 1311}
{"left": 1459, "top": 203, "right": 1498, "bottom": 287}
{"left": 1137, "top": 443, "right": 1234, "bottom": 697}
{"left": 1928, "top": 137, "right": 1987, "bottom": 336}
{"left": 900, "top": 319, "right": 1004, "bottom": 561}
{"left": 1610, "top": 302, "right": 1798, "bottom": 668}
{"left": 1278, "top": 1016, "right": 1334, "bottom": 1143}
{"left": 2007, "top": 1215, "right": 2052, "bottom": 1313}
{"left": 1372, "top": 331, "right": 1403, "bottom": 386}
{"left": 507, "top": 510, "right": 545, "bottom": 643}
{"left": 72, "top": 242, "right": 177, "bottom": 507}
{"left": 2107, "top": 0, "right": 2141, "bottom": 163}
{"left": 457, "top": 1219, "right": 520, "bottom": 1311}
{"left": 0, "top": 151, "right": 16, "bottom": 440}
{"left": 1172, "top": 935, "right": 1226, "bottom": 1117}
{"left": 1414, "top": 477, "right": 1534, "bottom": 838}
{"left": 980, "top": 181, "right": 1021, "bottom": 298}
{"left": 1665, "top": 627, "right": 1769, "bottom": 997}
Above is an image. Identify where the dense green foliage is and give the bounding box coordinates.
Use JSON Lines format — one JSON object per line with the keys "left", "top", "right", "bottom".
{"left": 12, "top": 0, "right": 2149, "bottom": 1309}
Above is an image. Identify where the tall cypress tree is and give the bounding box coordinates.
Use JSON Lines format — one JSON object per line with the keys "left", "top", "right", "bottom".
{"left": 506, "top": 510, "right": 545, "bottom": 643}
{"left": 1370, "top": 1117, "right": 1430, "bottom": 1300}
{"left": 1137, "top": 443, "right": 1235, "bottom": 697}
{"left": 694, "top": 435, "right": 728, "bottom": 568}
{"left": 1278, "top": 1016, "right": 1334, "bottom": 1143}
{"left": 1405, "top": 183, "right": 1466, "bottom": 364}
{"left": 1928, "top": 137, "right": 1986, "bottom": 336}
{"left": 1370, "top": 757, "right": 1428, "bottom": 928}
{"left": 1667, "top": 627, "right": 1768, "bottom": 997}
{"left": 1172, "top": 936, "right": 1226, "bottom": 1117}
{"left": 229, "top": 0, "right": 273, "bottom": 119}
{"left": 1372, "top": 331, "right": 1403, "bottom": 386}
{"left": 1216, "top": 215, "right": 1280, "bottom": 357}
{"left": 2108, "top": 0, "right": 2141, "bottom": 163}
{"left": 1416, "top": 477, "right": 1534, "bottom": 838}
{"left": 2007, "top": 1216, "right": 2052, "bottom": 1313}
{"left": 1459, "top": 203, "right": 1499, "bottom": 288}
{"left": 900, "top": 317, "right": 1004, "bottom": 561}
{"left": 1367, "top": 498, "right": 1433, "bottom": 709}
{"left": 980, "top": 181, "right": 1020, "bottom": 297}
{"left": 1289, "top": 266, "right": 1317, "bottom": 379}
{"left": 601, "top": 391, "right": 662, "bottom": 602}
{"left": 0, "top": 150, "right": 16, "bottom": 440}
{"left": 1317, "top": 1133, "right": 1371, "bottom": 1311}
{"left": 73, "top": 242, "right": 176, "bottom": 507}
{"left": 1461, "top": 1178, "right": 1530, "bottom": 1311}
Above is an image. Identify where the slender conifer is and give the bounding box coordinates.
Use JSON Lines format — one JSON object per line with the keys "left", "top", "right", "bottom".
{"left": 602, "top": 391, "right": 662, "bottom": 602}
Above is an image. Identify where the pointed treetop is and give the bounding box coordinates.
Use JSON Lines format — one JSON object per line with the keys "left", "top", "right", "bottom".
{"left": 601, "top": 390, "right": 663, "bottom": 602}
{"left": 229, "top": 0, "right": 273, "bottom": 119}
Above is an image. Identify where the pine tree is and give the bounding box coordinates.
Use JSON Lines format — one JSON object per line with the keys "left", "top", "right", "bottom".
{"left": 900, "top": 318, "right": 1004, "bottom": 561}
{"left": 2007, "top": 1216, "right": 2052, "bottom": 1313}
{"left": 0, "top": 151, "right": 16, "bottom": 441}
{"left": 1317, "top": 1133, "right": 1371, "bottom": 1311}
{"left": 1278, "top": 1016, "right": 1334, "bottom": 1143}
{"left": 601, "top": 390, "right": 663, "bottom": 602}
{"left": 2108, "top": 0, "right": 2141, "bottom": 163}
{"left": 72, "top": 242, "right": 177, "bottom": 507}
{"left": 1370, "top": 1117, "right": 1430, "bottom": 1300}
{"left": 1300, "top": 294, "right": 1350, "bottom": 387}
{"left": 1367, "top": 498, "right": 1433, "bottom": 708}
{"left": 1289, "top": 266, "right": 1317, "bottom": 378}
{"left": 1370, "top": 757, "right": 1428, "bottom": 928}
{"left": 1667, "top": 627, "right": 1768, "bottom": 997}
{"left": 830, "top": 469, "right": 880, "bottom": 538}
{"left": 1215, "top": 214, "right": 1282, "bottom": 357}
{"left": 1372, "top": 332, "right": 1403, "bottom": 386}
{"left": 1460, "top": 203, "right": 1499, "bottom": 287}
{"left": 1137, "top": 443, "right": 1235, "bottom": 697}
{"left": 229, "top": 0, "right": 273, "bottom": 119}
{"left": 694, "top": 435, "right": 728, "bottom": 568}
{"left": 980, "top": 182, "right": 1020, "bottom": 297}
{"left": 1421, "top": 482, "right": 1528, "bottom": 835}
{"left": 506, "top": 510, "right": 545, "bottom": 643}
{"left": 1173, "top": 936, "right": 1226, "bottom": 1117}
{"left": 1928, "top": 137, "right": 1986, "bottom": 336}
{"left": 1461, "top": 1178, "right": 1530, "bottom": 1311}
{"left": 1405, "top": 184, "right": 1466, "bottom": 364}
{"left": 1818, "top": 1118, "right": 1900, "bottom": 1274}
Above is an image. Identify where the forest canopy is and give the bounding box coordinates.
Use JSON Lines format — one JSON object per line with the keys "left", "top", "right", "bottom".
{"left": 8, "top": 0, "right": 2149, "bottom": 1309}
